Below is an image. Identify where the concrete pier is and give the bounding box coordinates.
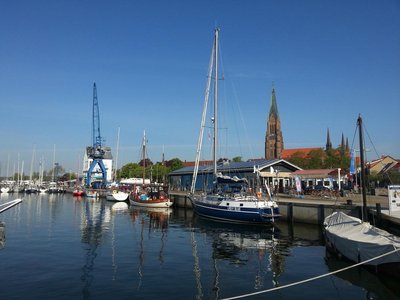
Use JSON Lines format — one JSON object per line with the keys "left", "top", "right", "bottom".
{"left": 168, "top": 190, "right": 400, "bottom": 232}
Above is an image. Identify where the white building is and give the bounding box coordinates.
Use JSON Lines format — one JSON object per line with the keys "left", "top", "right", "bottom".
{"left": 82, "top": 146, "right": 113, "bottom": 183}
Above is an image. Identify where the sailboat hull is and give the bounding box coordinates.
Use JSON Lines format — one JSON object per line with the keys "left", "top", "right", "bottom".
{"left": 106, "top": 191, "right": 129, "bottom": 202}
{"left": 190, "top": 195, "right": 280, "bottom": 224}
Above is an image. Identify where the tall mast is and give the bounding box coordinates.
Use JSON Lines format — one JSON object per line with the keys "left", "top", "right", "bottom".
{"left": 114, "top": 127, "right": 120, "bottom": 182}
{"left": 190, "top": 29, "right": 216, "bottom": 194}
{"left": 357, "top": 114, "right": 368, "bottom": 221}
{"left": 213, "top": 28, "right": 219, "bottom": 177}
{"left": 52, "top": 144, "right": 56, "bottom": 182}
{"left": 142, "top": 130, "right": 146, "bottom": 185}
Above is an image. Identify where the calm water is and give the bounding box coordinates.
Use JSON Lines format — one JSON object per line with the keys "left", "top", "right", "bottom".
{"left": 0, "top": 193, "right": 399, "bottom": 300}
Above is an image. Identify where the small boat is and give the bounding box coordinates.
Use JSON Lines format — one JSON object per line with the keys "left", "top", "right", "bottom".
{"left": 324, "top": 115, "right": 400, "bottom": 276}
{"left": 1, "top": 187, "right": 10, "bottom": 193}
{"left": 189, "top": 28, "right": 279, "bottom": 224}
{"left": 73, "top": 189, "right": 85, "bottom": 197}
{"left": 129, "top": 131, "right": 173, "bottom": 208}
{"left": 106, "top": 189, "right": 129, "bottom": 202}
{"left": 129, "top": 184, "right": 172, "bottom": 208}
{"left": 85, "top": 190, "right": 99, "bottom": 199}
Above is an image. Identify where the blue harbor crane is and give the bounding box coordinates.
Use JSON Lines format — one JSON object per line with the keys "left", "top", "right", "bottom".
{"left": 86, "top": 82, "right": 107, "bottom": 187}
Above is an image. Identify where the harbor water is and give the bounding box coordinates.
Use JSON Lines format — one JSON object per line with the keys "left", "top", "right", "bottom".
{"left": 0, "top": 193, "right": 399, "bottom": 300}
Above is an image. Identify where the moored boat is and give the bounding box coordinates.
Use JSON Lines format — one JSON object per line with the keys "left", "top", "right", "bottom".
{"left": 128, "top": 131, "right": 173, "bottom": 208}
{"left": 106, "top": 189, "right": 129, "bottom": 202}
{"left": 129, "top": 184, "right": 172, "bottom": 208}
{"left": 324, "top": 115, "right": 400, "bottom": 276}
{"left": 73, "top": 189, "right": 85, "bottom": 197}
{"left": 188, "top": 28, "right": 279, "bottom": 224}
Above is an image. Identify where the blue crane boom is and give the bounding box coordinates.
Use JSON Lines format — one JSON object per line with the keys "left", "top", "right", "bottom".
{"left": 86, "top": 82, "right": 107, "bottom": 187}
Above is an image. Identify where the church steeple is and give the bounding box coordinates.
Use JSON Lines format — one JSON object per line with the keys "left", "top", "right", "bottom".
{"left": 265, "top": 85, "right": 284, "bottom": 160}
{"left": 326, "top": 128, "right": 332, "bottom": 150}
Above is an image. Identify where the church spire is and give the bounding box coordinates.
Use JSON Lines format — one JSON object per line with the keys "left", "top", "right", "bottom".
{"left": 269, "top": 84, "right": 279, "bottom": 118}
{"left": 326, "top": 128, "right": 332, "bottom": 150}
{"left": 265, "top": 84, "right": 284, "bottom": 160}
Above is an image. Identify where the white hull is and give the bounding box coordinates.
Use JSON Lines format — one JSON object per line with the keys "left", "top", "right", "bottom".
{"left": 129, "top": 199, "right": 173, "bottom": 208}
{"left": 106, "top": 191, "right": 129, "bottom": 202}
{"left": 86, "top": 191, "right": 99, "bottom": 198}
{"left": 324, "top": 212, "right": 400, "bottom": 267}
{"left": 1, "top": 187, "right": 10, "bottom": 193}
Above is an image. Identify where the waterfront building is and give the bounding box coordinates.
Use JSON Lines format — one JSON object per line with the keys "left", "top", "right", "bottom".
{"left": 265, "top": 87, "right": 284, "bottom": 160}
{"left": 168, "top": 159, "right": 302, "bottom": 194}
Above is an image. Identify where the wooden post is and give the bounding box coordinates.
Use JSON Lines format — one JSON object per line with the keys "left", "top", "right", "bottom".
{"left": 288, "top": 202, "right": 294, "bottom": 223}
{"left": 376, "top": 203, "right": 381, "bottom": 226}
{"left": 318, "top": 204, "right": 325, "bottom": 225}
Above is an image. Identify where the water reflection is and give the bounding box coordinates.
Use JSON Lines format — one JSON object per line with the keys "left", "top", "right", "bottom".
{"left": 325, "top": 255, "right": 400, "bottom": 299}
{"left": 130, "top": 207, "right": 172, "bottom": 289}
{"left": 189, "top": 218, "right": 286, "bottom": 299}
{"left": 79, "top": 198, "right": 110, "bottom": 299}
{"left": 0, "top": 222, "right": 5, "bottom": 249}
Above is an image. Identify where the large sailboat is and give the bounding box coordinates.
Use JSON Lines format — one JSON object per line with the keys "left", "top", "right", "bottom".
{"left": 189, "top": 28, "right": 280, "bottom": 224}
{"left": 129, "top": 131, "right": 172, "bottom": 208}
{"left": 324, "top": 115, "right": 400, "bottom": 276}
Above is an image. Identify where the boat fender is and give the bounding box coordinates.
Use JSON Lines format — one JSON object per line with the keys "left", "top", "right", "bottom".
{"left": 256, "top": 192, "right": 262, "bottom": 199}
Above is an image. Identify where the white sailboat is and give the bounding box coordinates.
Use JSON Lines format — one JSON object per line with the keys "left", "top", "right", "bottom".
{"left": 189, "top": 28, "right": 280, "bottom": 224}
{"left": 106, "top": 127, "right": 129, "bottom": 202}
{"left": 324, "top": 115, "right": 400, "bottom": 276}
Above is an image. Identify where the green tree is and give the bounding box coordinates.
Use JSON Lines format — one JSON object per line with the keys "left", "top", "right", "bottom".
{"left": 232, "top": 156, "right": 242, "bottom": 162}
{"left": 287, "top": 152, "right": 308, "bottom": 169}
{"left": 120, "top": 163, "right": 143, "bottom": 179}
{"left": 308, "top": 149, "right": 326, "bottom": 169}
{"left": 166, "top": 158, "right": 184, "bottom": 172}
{"left": 151, "top": 162, "right": 169, "bottom": 183}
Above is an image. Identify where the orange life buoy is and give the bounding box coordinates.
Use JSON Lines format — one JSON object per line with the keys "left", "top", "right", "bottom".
{"left": 256, "top": 192, "right": 262, "bottom": 199}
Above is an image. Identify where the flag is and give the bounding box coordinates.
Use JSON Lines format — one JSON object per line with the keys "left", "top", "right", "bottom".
{"left": 295, "top": 176, "right": 302, "bottom": 192}
{"left": 349, "top": 150, "right": 355, "bottom": 175}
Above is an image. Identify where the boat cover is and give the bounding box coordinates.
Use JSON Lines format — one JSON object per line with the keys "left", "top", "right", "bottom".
{"left": 324, "top": 212, "right": 400, "bottom": 266}
{"left": 216, "top": 173, "right": 248, "bottom": 184}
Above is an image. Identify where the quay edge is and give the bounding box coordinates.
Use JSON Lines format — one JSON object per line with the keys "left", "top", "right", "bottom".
{"left": 169, "top": 191, "right": 400, "bottom": 233}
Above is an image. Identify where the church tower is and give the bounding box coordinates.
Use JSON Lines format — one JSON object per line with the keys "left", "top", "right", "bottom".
{"left": 265, "top": 86, "right": 284, "bottom": 160}
{"left": 326, "top": 128, "right": 332, "bottom": 150}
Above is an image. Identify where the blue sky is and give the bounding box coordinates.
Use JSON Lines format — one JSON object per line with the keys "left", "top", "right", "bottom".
{"left": 1, "top": 0, "right": 399, "bottom": 176}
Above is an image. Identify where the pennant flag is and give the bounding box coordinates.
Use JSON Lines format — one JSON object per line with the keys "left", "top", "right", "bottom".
{"left": 349, "top": 150, "right": 355, "bottom": 175}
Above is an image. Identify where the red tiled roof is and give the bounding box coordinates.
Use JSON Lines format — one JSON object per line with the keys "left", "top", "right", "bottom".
{"left": 292, "top": 169, "right": 341, "bottom": 178}
{"left": 281, "top": 148, "right": 321, "bottom": 159}
{"left": 183, "top": 160, "right": 213, "bottom": 167}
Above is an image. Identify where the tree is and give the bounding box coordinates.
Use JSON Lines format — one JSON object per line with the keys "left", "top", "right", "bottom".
{"left": 166, "top": 158, "right": 183, "bottom": 172}
{"left": 119, "top": 163, "right": 143, "bottom": 179}
{"left": 151, "top": 162, "right": 169, "bottom": 183}
{"left": 232, "top": 156, "right": 242, "bottom": 162}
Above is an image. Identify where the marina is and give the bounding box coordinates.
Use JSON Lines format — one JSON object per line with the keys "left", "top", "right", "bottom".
{"left": 1, "top": 2, "right": 399, "bottom": 300}
{"left": 1, "top": 193, "right": 400, "bottom": 299}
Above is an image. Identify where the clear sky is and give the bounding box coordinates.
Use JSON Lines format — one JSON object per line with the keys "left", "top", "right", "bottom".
{"left": 1, "top": 0, "right": 399, "bottom": 176}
